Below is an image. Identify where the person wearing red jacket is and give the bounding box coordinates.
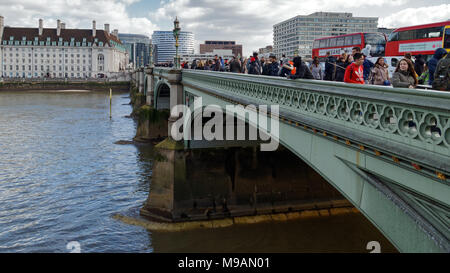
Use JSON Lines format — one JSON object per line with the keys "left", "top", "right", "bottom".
{"left": 344, "top": 53, "right": 365, "bottom": 84}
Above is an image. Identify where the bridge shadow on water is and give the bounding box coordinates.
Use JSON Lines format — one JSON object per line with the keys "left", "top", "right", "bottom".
{"left": 130, "top": 140, "right": 398, "bottom": 253}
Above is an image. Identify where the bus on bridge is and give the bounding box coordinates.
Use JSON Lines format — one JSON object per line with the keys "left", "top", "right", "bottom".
{"left": 385, "top": 20, "right": 450, "bottom": 60}
{"left": 312, "top": 32, "right": 387, "bottom": 59}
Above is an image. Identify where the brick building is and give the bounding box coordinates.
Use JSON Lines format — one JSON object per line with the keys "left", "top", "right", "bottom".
{"left": 199, "top": 41, "right": 242, "bottom": 57}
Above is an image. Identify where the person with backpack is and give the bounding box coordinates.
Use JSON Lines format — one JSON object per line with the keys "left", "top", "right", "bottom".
{"left": 427, "top": 48, "right": 447, "bottom": 85}
{"left": 247, "top": 57, "right": 261, "bottom": 75}
{"left": 279, "top": 58, "right": 293, "bottom": 78}
{"left": 229, "top": 56, "right": 242, "bottom": 73}
{"left": 247, "top": 52, "right": 262, "bottom": 74}
{"left": 289, "top": 56, "right": 314, "bottom": 80}
{"left": 432, "top": 51, "right": 450, "bottom": 91}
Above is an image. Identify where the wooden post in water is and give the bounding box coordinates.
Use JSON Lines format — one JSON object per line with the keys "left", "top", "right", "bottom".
{"left": 109, "top": 88, "right": 112, "bottom": 119}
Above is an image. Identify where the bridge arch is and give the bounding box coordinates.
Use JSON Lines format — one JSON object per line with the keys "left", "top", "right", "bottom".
{"left": 154, "top": 80, "right": 170, "bottom": 110}
{"left": 183, "top": 104, "right": 269, "bottom": 149}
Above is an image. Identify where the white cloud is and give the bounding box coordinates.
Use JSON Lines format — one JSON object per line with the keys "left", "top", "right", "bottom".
{"left": 1, "top": 0, "right": 448, "bottom": 57}
{"left": 379, "top": 4, "right": 450, "bottom": 28}
{"left": 148, "top": 0, "right": 418, "bottom": 56}
{"left": 0, "top": 0, "right": 158, "bottom": 38}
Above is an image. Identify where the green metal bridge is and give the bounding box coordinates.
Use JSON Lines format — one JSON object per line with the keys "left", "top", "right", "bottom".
{"left": 132, "top": 67, "right": 450, "bottom": 253}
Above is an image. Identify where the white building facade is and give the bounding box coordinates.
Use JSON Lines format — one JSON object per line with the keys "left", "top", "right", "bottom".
{"left": 274, "top": 12, "right": 378, "bottom": 58}
{"left": 152, "top": 31, "right": 194, "bottom": 64}
{"left": 0, "top": 16, "right": 128, "bottom": 79}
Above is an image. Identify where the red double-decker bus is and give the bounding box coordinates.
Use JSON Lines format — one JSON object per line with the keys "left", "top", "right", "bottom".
{"left": 312, "top": 32, "right": 387, "bottom": 59}
{"left": 385, "top": 20, "right": 450, "bottom": 59}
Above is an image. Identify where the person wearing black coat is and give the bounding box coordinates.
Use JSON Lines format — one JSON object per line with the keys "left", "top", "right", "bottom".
{"left": 335, "top": 56, "right": 350, "bottom": 82}
{"left": 190, "top": 59, "right": 197, "bottom": 70}
{"left": 324, "top": 53, "right": 336, "bottom": 81}
{"left": 262, "top": 54, "right": 280, "bottom": 76}
{"left": 414, "top": 54, "right": 425, "bottom": 76}
{"left": 289, "top": 56, "right": 314, "bottom": 80}
{"left": 229, "top": 57, "right": 242, "bottom": 73}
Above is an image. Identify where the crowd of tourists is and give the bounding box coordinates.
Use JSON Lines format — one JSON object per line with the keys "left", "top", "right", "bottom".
{"left": 180, "top": 47, "right": 449, "bottom": 91}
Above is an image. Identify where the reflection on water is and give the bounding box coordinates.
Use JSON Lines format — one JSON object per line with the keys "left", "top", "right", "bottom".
{"left": 0, "top": 90, "right": 397, "bottom": 253}
{"left": 150, "top": 213, "right": 398, "bottom": 253}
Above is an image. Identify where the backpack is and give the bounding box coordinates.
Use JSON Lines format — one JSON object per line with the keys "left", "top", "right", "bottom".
{"left": 432, "top": 54, "right": 450, "bottom": 91}
{"left": 249, "top": 62, "right": 261, "bottom": 75}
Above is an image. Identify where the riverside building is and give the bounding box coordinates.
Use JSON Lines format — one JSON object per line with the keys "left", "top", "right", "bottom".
{"left": 152, "top": 31, "right": 194, "bottom": 64}
{"left": 273, "top": 12, "right": 378, "bottom": 58}
{"left": 0, "top": 16, "right": 129, "bottom": 79}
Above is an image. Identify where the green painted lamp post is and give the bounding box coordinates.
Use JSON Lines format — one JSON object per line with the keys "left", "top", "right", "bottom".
{"left": 149, "top": 43, "right": 154, "bottom": 68}
{"left": 173, "top": 17, "right": 181, "bottom": 69}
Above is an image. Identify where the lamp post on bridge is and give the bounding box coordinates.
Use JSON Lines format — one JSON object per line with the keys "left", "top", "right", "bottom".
{"left": 173, "top": 16, "right": 181, "bottom": 69}
{"left": 149, "top": 43, "right": 153, "bottom": 68}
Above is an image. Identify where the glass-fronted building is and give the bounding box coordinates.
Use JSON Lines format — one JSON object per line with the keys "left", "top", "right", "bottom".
{"left": 152, "top": 31, "right": 194, "bottom": 64}
{"left": 274, "top": 12, "right": 378, "bottom": 58}
{"left": 118, "top": 33, "right": 151, "bottom": 68}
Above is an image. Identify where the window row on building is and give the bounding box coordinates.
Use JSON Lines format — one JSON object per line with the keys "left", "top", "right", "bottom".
{"left": 273, "top": 12, "right": 379, "bottom": 58}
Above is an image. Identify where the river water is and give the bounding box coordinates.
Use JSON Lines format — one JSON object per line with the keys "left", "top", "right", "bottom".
{"left": 0, "top": 90, "right": 397, "bottom": 253}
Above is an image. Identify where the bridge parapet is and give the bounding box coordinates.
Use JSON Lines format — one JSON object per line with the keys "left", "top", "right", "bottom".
{"left": 153, "top": 67, "right": 170, "bottom": 80}
{"left": 179, "top": 70, "right": 450, "bottom": 173}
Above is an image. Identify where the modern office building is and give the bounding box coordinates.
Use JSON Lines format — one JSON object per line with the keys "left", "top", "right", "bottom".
{"left": 151, "top": 31, "right": 194, "bottom": 64}
{"left": 273, "top": 12, "right": 378, "bottom": 58}
{"left": 118, "top": 33, "right": 150, "bottom": 68}
{"left": 200, "top": 41, "right": 243, "bottom": 57}
{"left": 0, "top": 16, "right": 128, "bottom": 78}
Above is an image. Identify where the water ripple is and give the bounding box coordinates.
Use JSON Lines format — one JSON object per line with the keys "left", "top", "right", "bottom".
{"left": 0, "top": 91, "right": 151, "bottom": 253}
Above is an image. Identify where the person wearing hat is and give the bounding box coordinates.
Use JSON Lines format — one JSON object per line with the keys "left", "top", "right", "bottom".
{"left": 248, "top": 57, "right": 261, "bottom": 75}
